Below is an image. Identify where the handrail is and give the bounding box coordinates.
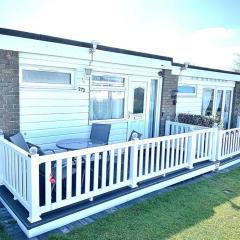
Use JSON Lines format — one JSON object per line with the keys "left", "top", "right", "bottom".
{"left": 1, "top": 125, "right": 239, "bottom": 224}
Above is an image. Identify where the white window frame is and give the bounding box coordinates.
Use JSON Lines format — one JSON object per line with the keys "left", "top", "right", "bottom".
{"left": 20, "top": 65, "right": 75, "bottom": 89}
{"left": 177, "top": 84, "right": 197, "bottom": 96}
{"left": 89, "top": 73, "right": 128, "bottom": 123}
{"left": 202, "top": 87, "right": 233, "bottom": 128}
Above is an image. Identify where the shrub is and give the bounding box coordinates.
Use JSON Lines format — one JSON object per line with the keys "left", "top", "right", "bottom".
{"left": 177, "top": 113, "right": 218, "bottom": 128}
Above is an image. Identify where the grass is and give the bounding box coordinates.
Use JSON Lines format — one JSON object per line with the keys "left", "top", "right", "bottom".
{"left": 49, "top": 167, "right": 240, "bottom": 240}
{"left": 1, "top": 168, "right": 240, "bottom": 240}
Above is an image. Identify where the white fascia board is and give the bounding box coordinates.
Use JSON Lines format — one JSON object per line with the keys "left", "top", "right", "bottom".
{"left": 0, "top": 34, "right": 89, "bottom": 59}
{"left": 0, "top": 34, "right": 172, "bottom": 70}
{"left": 171, "top": 65, "right": 240, "bottom": 82}
{"left": 93, "top": 49, "right": 172, "bottom": 70}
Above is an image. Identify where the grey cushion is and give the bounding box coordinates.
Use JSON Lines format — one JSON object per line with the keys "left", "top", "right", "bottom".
{"left": 9, "top": 133, "right": 30, "bottom": 152}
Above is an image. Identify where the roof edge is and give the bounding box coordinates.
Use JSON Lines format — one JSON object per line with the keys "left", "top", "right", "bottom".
{"left": 173, "top": 62, "right": 240, "bottom": 76}
{"left": 0, "top": 28, "right": 173, "bottom": 62}
{"left": 1, "top": 28, "right": 239, "bottom": 76}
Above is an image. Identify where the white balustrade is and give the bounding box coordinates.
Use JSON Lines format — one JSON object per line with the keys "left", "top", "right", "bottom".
{"left": 217, "top": 128, "right": 240, "bottom": 160}
{"left": 0, "top": 125, "right": 239, "bottom": 224}
{"left": 165, "top": 120, "right": 208, "bottom": 136}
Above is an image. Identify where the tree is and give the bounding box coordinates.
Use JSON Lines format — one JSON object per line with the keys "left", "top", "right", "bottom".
{"left": 233, "top": 53, "right": 240, "bottom": 72}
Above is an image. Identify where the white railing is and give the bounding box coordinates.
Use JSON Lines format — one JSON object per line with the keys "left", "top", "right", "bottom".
{"left": 0, "top": 135, "right": 34, "bottom": 220}
{"left": 135, "top": 132, "right": 191, "bottom": 182}
{"left": 193, "top": 128, "right": 217, "bottom": 163}
{"left": 0, "top": 126, "right": 228, "bottom": 223}
{"left": 165, "top": 120, "right": 208, "bottom": 136}
{"left": 38, "top": 141, "right": 133, "bottom": 215}
{"left": 217, "top": 128, "right": 240, "bottom": 160}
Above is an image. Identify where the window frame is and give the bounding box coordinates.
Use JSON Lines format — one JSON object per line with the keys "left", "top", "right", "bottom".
{"left": 89, "top": 73, "right": 128, "bottom": 123}
{"left": 20, "top": 65, "right": 75, "bottom": 89}
{"left": 201, "top": 88, "right": 215, "bottom": 116}
{"left": 201, "top": 87, "right": 233, "bottom": 128}
{"left": 177, "top": 84, "right": 197, "bottom": 96}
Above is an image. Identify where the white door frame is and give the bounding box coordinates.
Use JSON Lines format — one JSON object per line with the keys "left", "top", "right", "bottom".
{"left": 127, "top": 76, "right": 162, "bottom": 138}
{"left": 127, "top": 79, "right": 148, "bottom": 138}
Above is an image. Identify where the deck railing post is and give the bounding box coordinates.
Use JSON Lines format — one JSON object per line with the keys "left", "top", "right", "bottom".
{"left": 129, "top": 138, "right": 139, "bottom": 188}
{"left": 188, "top": 131, "right": 196, "bottom": 169}
{"left": 216, "top": 130, "right": 223, "bottom": 161}
{"left": 211, "top": 125, "right": 219, "bottom": 162}
{"left": 27, "top": 147, "right": 41, "bottom": 223}
{"left": 165, "top": 121, "right": 170, "bottom": 136}
{"left": 0, "top": 130, "right": 4, "bottom": 185}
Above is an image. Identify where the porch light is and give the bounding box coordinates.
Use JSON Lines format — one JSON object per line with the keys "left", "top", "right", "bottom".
{"left": 180, "top": 62, "right": 190, "bottom": 71}
{"left": 85, "top": 67, "right": 93, "bottom": 76}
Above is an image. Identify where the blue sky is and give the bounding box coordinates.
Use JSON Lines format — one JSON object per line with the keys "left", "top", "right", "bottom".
{"left": 1, "top": 0, "right": 240, "bottom": 70}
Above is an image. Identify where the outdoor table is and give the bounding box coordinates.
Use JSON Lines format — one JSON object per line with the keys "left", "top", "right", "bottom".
{"left": 54, "top": 138, "right": 105, "bottom": 196}
{"left": 56, "top": 138, "right": 105, "bottom": 151}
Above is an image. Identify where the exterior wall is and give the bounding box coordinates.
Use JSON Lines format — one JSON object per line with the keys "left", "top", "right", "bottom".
{"left": 160, "top": 69, "right": 178, "bottom": 135}
{"left": 19, "top": 53, "right": 161, "bottom": 148}
{"left": 231, "top": 82, "right": 240, "bottom": 127}
{"left": 0, "top": 49, "right": 19, "bottom": 137}
{"left": 176, "top": 76, "right": 235, "bottom": 116}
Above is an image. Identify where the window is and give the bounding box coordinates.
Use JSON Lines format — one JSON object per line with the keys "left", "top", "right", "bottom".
{"left": 92, "top": 75, "right": 124, "bottom": 87}
{"left": 215, "top": 90, "right": 223, "bottom": 122}
{"left": 224, "top": 90, "right": 232, "bottom": 128}
{"left": 22, "top": 70, "right": 71, "bottom": 85}
{"left": 90, "top": 75, "right": 125, "bottom": 121}
{"left": 201, "top": 88, "right": 233, "bottom": 129}
{"left": 133, "top": 87, "right": 144, "bottom": 114}
{"left": 202, "top": 89, "right": 214, "bottom": 116}
{"left": 178, "top": 85, "right": 196, "bottom": 95}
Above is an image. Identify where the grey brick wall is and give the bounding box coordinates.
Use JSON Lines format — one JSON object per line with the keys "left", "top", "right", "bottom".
{"left": 159, "top": 69, "right": 179, "bottom": 135}
{"left": 231, "top": 82, "right": 240, "bottom": 128}
{"left": 0, "top": 49, "right": 19, "bottom": 137}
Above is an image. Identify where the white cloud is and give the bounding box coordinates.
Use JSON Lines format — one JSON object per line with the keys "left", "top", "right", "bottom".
{"left": 2, "top": 0, "right": 240, "bottom": 70}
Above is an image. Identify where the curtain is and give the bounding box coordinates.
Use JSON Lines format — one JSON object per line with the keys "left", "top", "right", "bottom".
{"left": 90, "top": 91, "right": 110, "bottom": 120}
{"left": 90, "top": 91, "right": 124, "bottom": 120}
{"left": 202, "top": 89, "right": 213, "bottom": 116}
{"left": 111, "top": 92, "right": 124, "bottom": 119}
{"left": 224, "top": 91, "right": 231, "bottom": 128}
{"left": 216, "top": 91, "right": 223, "bottom": 111}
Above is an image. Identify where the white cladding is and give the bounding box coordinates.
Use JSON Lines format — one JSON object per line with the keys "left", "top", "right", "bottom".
{"left": 19, "top": 52, "right": 161, "bottom": 148}
{"left": 176, "top": 75, "right": 235, "bottom": 115}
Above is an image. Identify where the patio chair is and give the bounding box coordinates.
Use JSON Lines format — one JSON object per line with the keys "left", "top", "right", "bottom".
{"left": 128, "top": 130, "right": 142, "bottom": 141}
{"left": 9, "top": 132, "right": 57, "bottom": 174}
{"left": 90, "top": 123, "right": 111, "bottom": 145}
{"left": 81, "top": 124, "right": 111, "bottom": 191}
{"left": 9, "top": 132, "right": 56, "bottom": 156}
{"left": 9, "top": 133, "right": 74, "bottom": 203}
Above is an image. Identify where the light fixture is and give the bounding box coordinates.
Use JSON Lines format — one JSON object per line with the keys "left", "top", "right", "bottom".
{"left": 89, "top": 40, "right": 99, "bottom": 54}
{"left": 171, "top": 90, "right": 178, "bottom": 105}
{"left": 158, "top": 70, "right": 164, "bottom": 77}
{"left": 85, "top": 67, "right": 93, "bottom": 76}
{"left": 180, "top": 62, "right": 190, "bottom": 71}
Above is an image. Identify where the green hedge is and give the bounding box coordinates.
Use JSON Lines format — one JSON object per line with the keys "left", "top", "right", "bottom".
{"left": 177, "top": 113, "right": 218, "bottom": 128}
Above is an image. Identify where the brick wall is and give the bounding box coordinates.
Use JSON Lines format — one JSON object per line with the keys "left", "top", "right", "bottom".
{"left": 159, "top": 69, "right": 179, "bottom": 135}
{"left": 231, "top": 82, "right": 240, "bottom": 128}
{"left": 0, "top": 49, "right": 19, "bottom": 137}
